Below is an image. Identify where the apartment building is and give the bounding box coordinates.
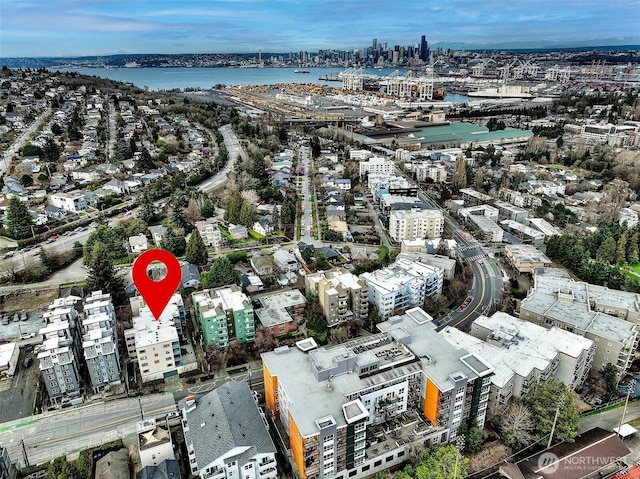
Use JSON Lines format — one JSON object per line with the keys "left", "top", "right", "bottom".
{"left": 520, "top": 269, "right": 640, "bottom": 377}
{"left": 38, "top": 297, "right": 83, "bottom": 405}
{"left": 195, "top": 220, "right": 224, "bottom": 250}
{"left": 388, "top": 208, "right": 444, "bottom": 241}
{"left": 358, "top": 157, "right": 395, "bottom": 178}
{"left": 262, "top": 308, "right": 492, "bottom": 479}
{"left": 305, "top": 268, "right": 369, "bottom": 326}
{"left": 192, "top": 285, "right": 255, "bottom": 346}
{"left": 414, "top": 163, "right": 447, "bottom": 183}
{"left": 0, "top": 446, "right": 10, "bottom": 479}
{"left": 361, "top": 258, "right": 443, "bottom": 319}
{"left": 124, "top": 294, "right": 185, "bottom": 382}
{"left": 254, "top": 289, "right": 306, "bottom": 337}
{"left": 504, "top": 244, "right": 552, "bottom": 274}
{"left": 440, "top": 312, "right": 593, "bottom": 412}
{"left": 459, "top": 188, "right": 493, "bottom": 207}
{"left": 180, "top": 382, "right": 277, "bottom": 479}
{"left": 82, "top": 291, "right": 122, "bottom": 394}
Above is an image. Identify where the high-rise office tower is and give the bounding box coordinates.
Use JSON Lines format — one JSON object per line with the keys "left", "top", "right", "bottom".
{"left": 420, "top": 35, "right": 429, "bottom": 62}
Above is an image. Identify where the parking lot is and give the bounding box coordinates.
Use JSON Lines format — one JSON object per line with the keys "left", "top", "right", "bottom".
{"left": 0, "top": 345, "right": 39, "bottom": 423}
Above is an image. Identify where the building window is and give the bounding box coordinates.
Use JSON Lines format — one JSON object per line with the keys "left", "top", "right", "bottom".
{"left": 374, "top": 460, "right": 382, "bottom": 467}
{"left": 386, "top": 455, "right": 394, "bottom": 462}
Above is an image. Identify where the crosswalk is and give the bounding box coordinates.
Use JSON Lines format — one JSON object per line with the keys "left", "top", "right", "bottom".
{"left": 465, "top": 253, "right": 487, "bottom": 262}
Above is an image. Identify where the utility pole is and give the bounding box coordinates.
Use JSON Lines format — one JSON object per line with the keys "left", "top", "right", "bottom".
{"left": 548, "top": 395, "right": 565, "bottom": 448}
{"left": 618, "top": 378, "right": 637, "bottom": 436}
{"left": 21, "top": 439, "right": 30, "bottom": 468}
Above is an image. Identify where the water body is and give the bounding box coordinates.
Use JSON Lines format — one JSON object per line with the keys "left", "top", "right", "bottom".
{"left": 55, "top": 66, "right": 468, "bottom": 102}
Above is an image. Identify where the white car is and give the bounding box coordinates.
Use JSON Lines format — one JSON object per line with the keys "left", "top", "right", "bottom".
{"left": 20, "top": 332, "right": 36, "bottom": 340}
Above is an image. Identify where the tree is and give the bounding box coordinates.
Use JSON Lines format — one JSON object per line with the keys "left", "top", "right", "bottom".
{"left": 600, "top": 363, "right": 619, "bottom": 402}
{"left": 617, "top": 230, "right": 629, "bottom": 264}
{"left": 391, "top": 445, "right": 468, "bottom": 479}
{"left": 86, "top": 243, "right": 127, "bottom": 306}
{"left": 524, "top": 379, "right": 579, "bottom": 444}
{"left": 314, "top": 252, "right": 331, "bottom": 271}
{"left": 204, "top": 344, "right": 225, "bottom": 371}
{"left": 271, "top": 206, "right": 280, "bottom": 231}
{"left": 310, "top": 135, "right": 321, "bottom": 158}
{"left": 596, "top": 237, "right": 617, "bottom": 264}
{"left": 200, "top": 196, "right": 215, "bottom": 218}
{"left": 39, "top": 247, "right": 61, "bottom": 273}
{"left": 161, "top": 229, "right": 187, "bottom": 257}
{"left": 252, "top": 326, "right": 278, "bottom": 355}
{"left": 497, "top": 401, "right": 534, "bottom": 448}
{"left": 452, "top": 155, "right": 467, "bottom": 191}
{"left": 185, "top": 229, "right": 207, "bottom": 266}
{"left": 138, "top": 192, "right": 156, "bottom": 224}
{"left": 463, "top": 419, "right": 483, "bottom": 453}
{"left": 239, "top": 201, "right": 255, "bottom": 228}
{"left": 42, "top": 137, "right": 61, "bottom": 162}
{"left": 83, "top": 225, "right": 127, "bottom": 265}
{"left": 201, "top": 256, "right": 238, "bottom": 288}
{"left": 629, "top": 232, "right": 639, "bottom": 264}
{"left": 5, "top": 197, "right": 33, "bottom": 239}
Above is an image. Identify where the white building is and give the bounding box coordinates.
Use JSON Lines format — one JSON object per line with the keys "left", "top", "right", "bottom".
{"left": 82, "top": 291, "right": 122, "bottom": 394}
{"left": 124, "top": 293, "right": 190, "bottom": 382}
{"left": 388, "top": 208, "right": 444, "bottom": 241}
{"left": 619, "top": 208, "right": 639, "bottom": 229}
{"left": 137, "top": 418, "right": 175, "bottom": 468}
{"left": 0, "top": 342, "right": 19, "bottom": 377}
{"left": 181, "top": 381, "right": 277, "bottom": 479}
{"left": 359, "top": 157, "right": 395, "bottom": 178}
{"left": 195, "top": 220, "right": 224, "bottom": 250}
{"left": 49, "top": 191, "right": 87, "bottom": 213}
{"left": 360, "top": 258, "right": 443, "bottom": 319}
{"left": 128, "top": 233, "right": 148, "bottom": 253}
{"left": 520, "top": 269, "right": 640, "bottom": 377}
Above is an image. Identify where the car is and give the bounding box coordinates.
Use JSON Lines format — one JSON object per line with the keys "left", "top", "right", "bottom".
{"left": 2, "top": 251, "right": 15, "bottom": 259}
{"left": 23, "top": 357, "right": 33, "bottom": 368}
{"left": 20, "top": 332, "right": 36, "bottom": 340}
{"left": 166, "top": 411, "right": 180, "bottom": 420}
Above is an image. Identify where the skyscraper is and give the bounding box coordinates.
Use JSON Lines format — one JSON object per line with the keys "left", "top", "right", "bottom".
{"left": 420, "top": 34, "right": 429, "bottom": 62}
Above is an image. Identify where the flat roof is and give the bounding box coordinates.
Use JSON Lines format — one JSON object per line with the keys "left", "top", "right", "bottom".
{"left": 505, "top": 244, "right": 551, "bottom": 264}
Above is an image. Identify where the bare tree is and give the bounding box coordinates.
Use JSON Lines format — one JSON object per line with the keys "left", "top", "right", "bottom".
{"left": 497, "top": 401, "right": 534, "bottom": 448}
{"left": 252, "top": 326, "right": 278, "bottom": 355}
{"left": 204, "top": 344, "right": 225, "bottom": 372}
{"left": 241, "top": 189, "right": 260, "bottom": 207}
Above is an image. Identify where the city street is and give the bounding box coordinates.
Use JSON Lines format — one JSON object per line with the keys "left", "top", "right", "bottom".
{"left": 198, "top": 124, "right": 245, "bottom": 192}
{"left": 0, "top": 394, "right": 176, "bottom": 468}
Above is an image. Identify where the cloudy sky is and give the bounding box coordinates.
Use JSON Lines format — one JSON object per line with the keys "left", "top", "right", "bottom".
{"left": 1, "top": 0, "right": 639, "bottom": 57}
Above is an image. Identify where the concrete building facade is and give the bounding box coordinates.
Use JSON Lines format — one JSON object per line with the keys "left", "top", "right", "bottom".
{"left": 305, "top": 269, "right": 369, "bottom": 326}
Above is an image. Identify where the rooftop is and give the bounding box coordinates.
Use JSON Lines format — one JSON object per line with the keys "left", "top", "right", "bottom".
{"left": 254, "top": 288, "right": 306, "bottom": 328}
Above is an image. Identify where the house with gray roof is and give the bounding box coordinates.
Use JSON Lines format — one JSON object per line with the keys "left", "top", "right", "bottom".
{"left": 180, "top": 381, "right": 277, "bottom": 478}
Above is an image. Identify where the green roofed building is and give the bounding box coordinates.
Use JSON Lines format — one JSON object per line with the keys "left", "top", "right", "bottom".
{"left": 192, "top": 285, "right": 255, "bottom": 346}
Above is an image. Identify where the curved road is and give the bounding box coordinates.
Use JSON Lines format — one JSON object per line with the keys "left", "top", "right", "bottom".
{"left": 198, "top": 124, "right": 245, "bottom": 193}
{"left": 417, "top": 191, "right": 505, "bottom": 331}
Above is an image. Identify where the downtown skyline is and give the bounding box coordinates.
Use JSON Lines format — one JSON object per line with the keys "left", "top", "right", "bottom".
{"left": 1, "top": 0, "right": 640, "bottom": 58}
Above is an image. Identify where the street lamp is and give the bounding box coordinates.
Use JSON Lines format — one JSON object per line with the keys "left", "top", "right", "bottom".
{"left": 453, "top": 434, "right": 465, "bottom": 479}
{"left": 618, "top": 378, "right": 637, "bottom": 436}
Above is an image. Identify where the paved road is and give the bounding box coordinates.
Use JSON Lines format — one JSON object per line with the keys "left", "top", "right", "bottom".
{"left": 415, "top": 191, "right": 505, "bottom": 330}
{"left": 1, "top": 107, "right": 51, "bottom": 178}
{"left": 0, "top": 394, "right": 176, "bottom": 467}
{"left": 198, "top": 124, "right": 244, "bottom": 192}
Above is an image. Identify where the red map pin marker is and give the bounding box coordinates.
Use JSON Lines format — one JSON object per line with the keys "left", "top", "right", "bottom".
{"left": 132, "top": 249, "right": 182, "bottom": 320}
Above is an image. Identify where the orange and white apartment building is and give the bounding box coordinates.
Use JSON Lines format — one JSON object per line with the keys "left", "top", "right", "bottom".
{"left": 262, "top": 307, "right": 493, "bottom": 479}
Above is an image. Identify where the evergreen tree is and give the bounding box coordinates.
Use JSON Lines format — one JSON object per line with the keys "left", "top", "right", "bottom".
{"left": 201, "top": 256, "right": 237, "bottom": 288}
{"left": 86, "top": 243, "right": 127, "bottom": 306}
{"left": 224, "top": 190, "right": 243, "bottom": 224}
{"left": 596, "top": 237, "right": 617, "bottom": 264}
{"left": 239, "top": 201, "right": 255, "bottom": 228}
{"left": 629, "top": 232, "right": 639, "bottom": 264}
{"left": 185, "top": 229, "right": 208, "bottom": 266}
{"left": 617, "top": 230, "right": 629, "bottom": 264}
{"left": 524, "top": 379, "right": 579, "bottom": 444}
{"left": 200, "top": 196, "right": 215, "bottom": 218}
{"left": 138, "top": 192, "right": 156, "bottom": 224}
{"left": 452, "top": 155, "right": 467, "bottom": 191}
{"left": 161, "top": 229, "right": 186, "bottom": 257}
{"left": 39, "top": 247, "right": 60, "bottom": 273}
{"left": 310, "top": 136, "right": 321, "bottom": 158}
{"left": 83, "top": 225, "right": 127, "bottom": 265}
{"left": 5, "top": 197, "right": 33, "bottom": 239}
{"left": 271, "top": 206, "right": 280, "bottom": 231}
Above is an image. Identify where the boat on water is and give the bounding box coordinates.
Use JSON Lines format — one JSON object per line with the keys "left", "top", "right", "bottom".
{"left": 319, "top": 75, "right": 341, "bottom": 81}
{"left": 294, "top": 69, "right": 310, "bottom": 73}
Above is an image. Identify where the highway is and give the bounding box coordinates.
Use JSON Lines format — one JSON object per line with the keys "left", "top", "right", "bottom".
{"left": 198, "top": 124, "right": 245, "bottom": 192}
{"left": 0, "top": 394, "right": 176, "bottom": 468}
